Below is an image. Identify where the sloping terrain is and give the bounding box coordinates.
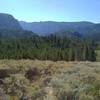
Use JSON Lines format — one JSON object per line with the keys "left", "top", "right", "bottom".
{"left": 0, "top": 60, "right": 100, "bottom": 100}
{"left": 0, "top": 13, "right": 36, "bottom": 38}
{"left": 20, "top": 21, "right": 100, "bottom": 35}
{"left": 0, "top": 13, "right": 22, "bottom": 30}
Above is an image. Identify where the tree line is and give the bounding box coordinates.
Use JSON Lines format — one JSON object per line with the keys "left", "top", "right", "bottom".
{"left": 0, "top": 34, "right": 96, "bottom": 61}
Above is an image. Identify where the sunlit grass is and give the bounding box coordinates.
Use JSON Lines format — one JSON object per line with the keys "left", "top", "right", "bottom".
{"left": 96, "top": 50, "right": 100, "bottom": 61}
{"left": 0, "top": 60, "right": 100, "bottom": 99}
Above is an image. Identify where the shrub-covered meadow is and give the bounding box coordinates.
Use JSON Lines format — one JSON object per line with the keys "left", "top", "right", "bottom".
{"left": 0, "top": 60, "right": 100, "bottom": 100}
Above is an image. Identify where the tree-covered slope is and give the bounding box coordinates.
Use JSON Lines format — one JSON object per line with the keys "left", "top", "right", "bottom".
{"left": 0, "top": 13, "right": 36, "bottom": 38}
{"left": 0, "top": 29, "right": 36, "bottom": 38}
{"left": 20, "top": 21, "right": 100, "bottom": 35}
{"left": 0, "top": 13, "right": 22, "bottom": 30}
{"left": 0, "top": 35, "right": 96, "bottom": 61}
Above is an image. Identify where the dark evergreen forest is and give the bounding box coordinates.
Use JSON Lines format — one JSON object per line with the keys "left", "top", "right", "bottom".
{"left": 0, "top": 30, "right": 96, "bottom": 61}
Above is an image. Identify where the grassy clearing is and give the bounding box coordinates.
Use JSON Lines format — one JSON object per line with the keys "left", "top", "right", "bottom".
{"left": 0, "top": 60, "right": 100, "bottom": 100}
{"left": 96, "top": 50, "right": 100, "bottom": 61}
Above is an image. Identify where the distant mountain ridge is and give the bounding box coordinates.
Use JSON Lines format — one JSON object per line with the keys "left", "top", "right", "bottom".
{"left": 0, "top": 13, "right": 35, "bottom": 38}
{"left": 0, "top": 13, "right": 100, "bottom": 38}
{"left": 19, "top": 21, "right": 100, "bottom": 35}
{"left": 0, "top": 13, "right": 22, "bottom": 30}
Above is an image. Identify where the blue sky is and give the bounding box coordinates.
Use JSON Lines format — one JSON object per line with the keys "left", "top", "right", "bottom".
{"left": 0, "top": 0, "right": 100, "bottom": 22}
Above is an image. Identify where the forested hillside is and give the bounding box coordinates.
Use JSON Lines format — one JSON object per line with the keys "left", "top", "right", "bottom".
{"left": 0, "top": 29, "right": 35, "bottom": 38}
{"left": 0, "top": 13, "right": 22, "bottom": 30}
{"left": 0, "top": 13, "right": 98, "bottom": 61}
{"left": 20, "top": 21, "right": 100, "bottom": 36}
{"left": 0, "top": 34, "right": 96, "bottom": 61}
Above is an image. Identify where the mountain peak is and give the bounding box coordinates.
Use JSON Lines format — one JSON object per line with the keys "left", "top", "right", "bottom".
{"left": 0, "top": 13, "right": 22, "bottom": 30}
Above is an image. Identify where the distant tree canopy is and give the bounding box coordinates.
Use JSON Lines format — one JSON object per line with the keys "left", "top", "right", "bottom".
{"left": 0, "top": 32, "right": 96, "bottom": 61}
{"left": 0, "top": 13, "right": 98, "bottom": 61}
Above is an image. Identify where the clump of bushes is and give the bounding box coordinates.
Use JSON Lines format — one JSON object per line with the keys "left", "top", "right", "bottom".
{"left": 86, "top": 80, "right": 100, "bottom": 100}
{"left": 0, "top": 69, "right": 18, "bottom": 79}
{"left": 0, "top": 69, "right": 11, "bottom": 79}
{"left": 25, "top": 68, "right": 41, "bottom": 82}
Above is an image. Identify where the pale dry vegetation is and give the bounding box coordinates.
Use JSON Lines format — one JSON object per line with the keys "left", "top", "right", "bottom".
{"left": 0, "top": 60, "right": 100, "bottom": 100}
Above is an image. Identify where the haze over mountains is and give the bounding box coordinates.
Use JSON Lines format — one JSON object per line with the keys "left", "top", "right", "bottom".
{"left": 20, "top": 21, "right": 100, "bottom": 36}
{"left": 0, "top": 13, "right": 22, "bottom": 30}
{"left": 0, "top": 13, "right": 100, "bottom": 37}
{"left": 20, "top": 21, "right": 98, "bottom": 35}
{"left": 0, "top": 13, "right": 34, "bottom": 38}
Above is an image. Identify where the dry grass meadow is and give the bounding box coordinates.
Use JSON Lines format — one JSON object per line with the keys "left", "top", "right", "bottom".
{"left": 0, "top": 60, "right": 100, "bottom": 100}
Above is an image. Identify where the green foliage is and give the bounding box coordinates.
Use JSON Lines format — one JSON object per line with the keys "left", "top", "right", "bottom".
{"left": 0, "top": 33, "right": 96, "bottom": 61}
{"left": 87, "top": 81, "right": 100, "bottom": 99}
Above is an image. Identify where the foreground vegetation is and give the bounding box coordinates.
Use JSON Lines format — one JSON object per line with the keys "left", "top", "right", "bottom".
{"left": 0, "top": 60, "right": 100, "bottom": 100}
